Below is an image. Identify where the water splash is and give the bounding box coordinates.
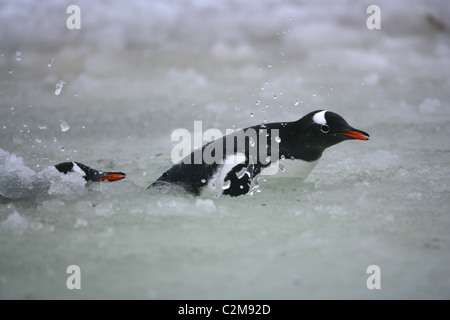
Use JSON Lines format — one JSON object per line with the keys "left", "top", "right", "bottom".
{"left": 55, "top": 80, "right": 66, "bottom": 95}
{"left": 249, "top": 176, "right": 265, "bottom": 196}
{"left": 15, "top": 51, "right": 22, "bottom": 61}
{"left": 60, "top": 120, "right": 70, "bottom": 132}
{"left": 48, "top": 58, "right": 54, "bottom": 67}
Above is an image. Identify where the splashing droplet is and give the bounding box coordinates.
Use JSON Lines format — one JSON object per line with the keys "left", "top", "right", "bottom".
{"left": 48, "top": 58, "right": 54, "bottom": 67}
{"left": 60, "top": 120, "right": 70, "bottom": 132}
{"left": 275, "top": 136, "right": 281, "bottom": 143}
{"left": 294, "top": 100, "right": 299, "bottom": 106}
{"left": 201, "top": 179, "right": 206, "bottom": 184}
{"left": 249, "top": 137, "right": 255, "bottom": 147}
{"left": 257, "top": 176, "right": 266, "bottom": 183}
{"left": 8, "top": 69, "right": 13, "bottom": 74}
{"left": 265, "top": 156, "right": 271, "bottom": 163}
{"left": 55, "top": 80, "right": 66, "bottom": 95}
{"left": 15, "top": 51, "right": 22, "bottom": 62}
{"left": 250, "top": 113, "right": 254, "bottom": 118}
{"left": 279, "top": 162, "right": 285, "bottom": 172}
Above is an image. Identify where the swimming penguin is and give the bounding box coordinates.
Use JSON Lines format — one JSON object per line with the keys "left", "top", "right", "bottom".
{"left": 54, "top": 161, "right": 126, "bottom": 182}
{"left": 54, "top": 110, "right": 369, "bottom": 197}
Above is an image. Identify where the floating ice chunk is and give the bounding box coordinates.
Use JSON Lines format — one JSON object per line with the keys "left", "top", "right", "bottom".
{"left": 60, "top": 120, "right": 70, "bottom": 132}
{"left": 47, "top": 171, "right": 86, "bottom": 198}
{"left": 0, "top": 148, "right": 36, "bottom": 199}
{"left": 55, "top": 80, "right": 66, "bottom": 95}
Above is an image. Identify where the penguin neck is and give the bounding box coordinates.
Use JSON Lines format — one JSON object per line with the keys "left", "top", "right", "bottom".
{"left": 277, "top": 122, "right": 324, "bottom": 162}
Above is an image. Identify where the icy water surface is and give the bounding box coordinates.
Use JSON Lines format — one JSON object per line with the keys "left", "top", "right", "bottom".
{"left": 1, "top": 0, "right": 450, "bottom": 299}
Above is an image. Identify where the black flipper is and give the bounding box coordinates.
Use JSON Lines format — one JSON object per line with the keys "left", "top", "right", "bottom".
{"left": 54, "top": 162, "right": 126, "bottom": 182}
{"left": 222, "top": 163, "right": 262, "bottom": 197}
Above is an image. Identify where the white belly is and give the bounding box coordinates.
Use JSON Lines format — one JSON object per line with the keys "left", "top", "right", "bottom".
{"left": 260, "top": 159, "right": 319, "bottom": 180}
{"left": 201, "top": 156, "right": 318, "bottom": 198}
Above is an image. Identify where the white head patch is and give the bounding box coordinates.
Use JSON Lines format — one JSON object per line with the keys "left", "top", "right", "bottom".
{"left": 312, "top": 110, "right": 327, "bottom": 125}
{"left": 72, "top": 162, "right": 86, "bottom": 177}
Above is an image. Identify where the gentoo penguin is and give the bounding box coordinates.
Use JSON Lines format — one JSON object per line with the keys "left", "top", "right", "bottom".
{"left": 54, "top": 110, "right": 369, "bottom": 197}
{"left": 54, "top": 161, "right": 126, "bottom": 182}
{"left": 150, "top": 110, "right": 369, "bottom": 197}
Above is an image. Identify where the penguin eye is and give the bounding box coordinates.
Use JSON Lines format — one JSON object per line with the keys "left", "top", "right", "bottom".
{"left": 320, "top": 124, "right": 330, "bottom": 133}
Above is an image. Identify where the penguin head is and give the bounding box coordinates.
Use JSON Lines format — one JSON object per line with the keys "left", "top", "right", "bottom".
{"left": 54, "top": 162, "right": 126, "bottom": 182}
{"left": 301, "top": 110, "right": 370, "bottom": 150}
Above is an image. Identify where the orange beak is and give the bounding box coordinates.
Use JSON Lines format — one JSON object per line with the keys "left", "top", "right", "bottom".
{"left": 338, "top": 130, "right": 370, "bottom": 141}
{"left": 99, "top": 173, "right": 127, "bottom": 182}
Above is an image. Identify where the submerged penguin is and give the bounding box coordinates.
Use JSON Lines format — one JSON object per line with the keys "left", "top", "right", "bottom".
{"left": 54, "top": 110, "right": 369, "bottom": 197}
